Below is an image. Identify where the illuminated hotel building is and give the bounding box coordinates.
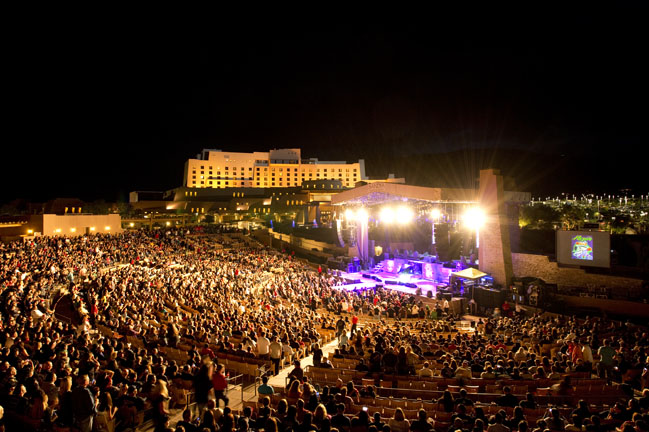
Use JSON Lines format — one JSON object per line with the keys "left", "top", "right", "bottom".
{"left": 184, "top": 148, "right": 367, "bottom": 189}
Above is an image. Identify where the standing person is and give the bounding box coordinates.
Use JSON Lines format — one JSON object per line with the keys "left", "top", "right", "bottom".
{"left": 193, "top": 363, "right": 213, "bottom": 415}
{"left": 581, "top": 338, "right": 594, "bottom": 366}
{"left": 71, "top": 374, "right": 96, "bottom": 432}
{"left": 312, "top": 343, "right": 323, "bottom": 367}
{"left": 502, "top": 300, "right": 511, "bottom": 318}
{"left": 212, "top": 363, "right": 229, "bottom": 409}
{"left": 336, "top": 317, "right": 346, "bottom": 341}
{"left": 469, "top": 298, "right": 477, "bottom": 315}
{"left": 597, "top": 339, "right": 616, "bottom": 383}
{"left": 270, "top": 337, "right": 283, "bottom": 376}
{"left": 257, "top": 332, "right": 271, "bottom": 359}
{"left": 350, "top": 315, "right": 359, "bottom": 335}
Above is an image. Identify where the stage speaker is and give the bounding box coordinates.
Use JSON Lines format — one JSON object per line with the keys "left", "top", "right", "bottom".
{"left": 385, "top": 280, "right": 398, "bottom": 285}
{"left": 450, "top": 297, "right": 466, "bottom": 315}
{"left": 427, "top": 290, "right": 433, "bottom": 298}
{"left": 435, "top": 224, "right": 450, "bottom": 261}
{"left": 474, "top": 288, "right": 503, "bottom": 309}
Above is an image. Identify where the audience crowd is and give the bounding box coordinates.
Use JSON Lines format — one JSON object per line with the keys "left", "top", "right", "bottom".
{"left": 0, "top": 227, "right": 647, "bottom": 432}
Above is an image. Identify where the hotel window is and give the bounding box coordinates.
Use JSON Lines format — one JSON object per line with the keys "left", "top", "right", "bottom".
{"left": 225, "top": 167, "right": 229, "bottom": 170}
{"left": 201, "top": 166, "right": 204, "bottom": 169}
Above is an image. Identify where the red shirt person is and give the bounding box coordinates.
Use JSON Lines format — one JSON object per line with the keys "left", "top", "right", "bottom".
{"left": 211, "top": 363, "right": 230, "bottom": 408}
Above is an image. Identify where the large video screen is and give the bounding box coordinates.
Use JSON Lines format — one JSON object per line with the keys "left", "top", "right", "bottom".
{"left": 556, "top": 230, "right": 610, "bottom": 268}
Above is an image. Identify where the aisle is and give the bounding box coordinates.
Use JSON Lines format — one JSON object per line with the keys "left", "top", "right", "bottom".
{"left": 267, "top": 336, "right": 340, "bottom": 388}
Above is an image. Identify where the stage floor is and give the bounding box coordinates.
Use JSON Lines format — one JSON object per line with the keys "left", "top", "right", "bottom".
{"left": 336, "top": 270, "right": 445, "bottom": 296}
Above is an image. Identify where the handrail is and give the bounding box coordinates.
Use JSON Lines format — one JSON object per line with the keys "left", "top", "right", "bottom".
{"left": 227, "top": 373, "right": 245, "bottom": 405}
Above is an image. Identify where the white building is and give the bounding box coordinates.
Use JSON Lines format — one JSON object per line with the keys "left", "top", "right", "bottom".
{"left": 184, "top": 148, "right": 367, "bottom": 189}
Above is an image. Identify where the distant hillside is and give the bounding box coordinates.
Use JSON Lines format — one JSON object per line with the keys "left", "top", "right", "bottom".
{"left": 364, "top": 149, "right": 643, "bottom": 195}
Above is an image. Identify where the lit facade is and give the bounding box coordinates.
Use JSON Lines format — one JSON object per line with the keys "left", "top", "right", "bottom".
{"left": 183, "top": 148, "right": 367, "bottom": 189}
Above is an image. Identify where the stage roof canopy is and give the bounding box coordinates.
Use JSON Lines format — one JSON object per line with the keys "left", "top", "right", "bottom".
{"left": 331, "top": 183, "right": 476, "bottom": 206}
{"left": 451, "top": 267, "right": 488, "bottom": 280}
{"left": 332, "top": 182, "right": 531, "bottom": 206}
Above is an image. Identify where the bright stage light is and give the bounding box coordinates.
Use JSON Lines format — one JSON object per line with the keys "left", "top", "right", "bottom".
{"left": 345, "top": 209, "right": 355, "bottom": 221}
{"left": 380, "top": 207, "right": 395, "bottom": 224}
{"left": 464, "top": 207, "right": 486, "bottom": 229}
{"left": 356, "top": 208, "right": 368, "bottom": 221}
{"left": 396, "top": 206, "right": 413, "bottom": 224}
{"left": 398, "top": 273, "right": 411, "bottom": 283}
{"left": 431, "top": 208, "right": 441, "bottom": 220}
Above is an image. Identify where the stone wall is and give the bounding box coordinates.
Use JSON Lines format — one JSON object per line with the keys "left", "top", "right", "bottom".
{"left": 511, "top": 252, "right": 643, "bottom": 289}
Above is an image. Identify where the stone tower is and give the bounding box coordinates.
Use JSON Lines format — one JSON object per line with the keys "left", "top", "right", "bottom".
{"left": 478, "top": 169, "right": 514, "bottom": 287}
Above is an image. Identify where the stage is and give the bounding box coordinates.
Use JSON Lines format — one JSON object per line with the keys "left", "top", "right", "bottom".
{"left": 335, "top": 270, "right": 446, "bottom": 297}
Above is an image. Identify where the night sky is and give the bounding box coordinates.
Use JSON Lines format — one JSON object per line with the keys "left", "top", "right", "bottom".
{"left": 3, "top": 10, "right": 646, "bottom": 204}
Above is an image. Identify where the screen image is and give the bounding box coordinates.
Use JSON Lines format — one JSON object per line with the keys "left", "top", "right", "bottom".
{"left": 556, "top": 230, "right": 610, "bottom": 268}
{"left": 571, "top": 235, "right": 594, "bottom": 261}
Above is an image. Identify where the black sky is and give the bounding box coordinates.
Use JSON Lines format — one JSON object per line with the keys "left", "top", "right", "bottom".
{"left": 3, "top": 9, "right": 647, "bottom": 204}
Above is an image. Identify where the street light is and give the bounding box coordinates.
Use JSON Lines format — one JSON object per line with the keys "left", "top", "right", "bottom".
{"left": 464, "top": 207, "right": 486, "bottom": 248}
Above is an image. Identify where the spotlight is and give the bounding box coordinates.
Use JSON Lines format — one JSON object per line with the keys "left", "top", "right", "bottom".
{"left": 380, "top": 207, "right": 395, "bottom": 224}
{"left": 356, "top": 208, "right": 368, "bottom": 221}
{"left": 396, "top": 206, "right": 413, "bottom": 224}
{"left": 464, "top": 208, "right": 486, "bottom": 229}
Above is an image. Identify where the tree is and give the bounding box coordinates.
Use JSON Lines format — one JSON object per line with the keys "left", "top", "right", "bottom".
{"left": 519, "top": 204, "right": 560, "bottom": 229}
{"left": 559, "top": 203, "right": 587, "bottom": 230}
